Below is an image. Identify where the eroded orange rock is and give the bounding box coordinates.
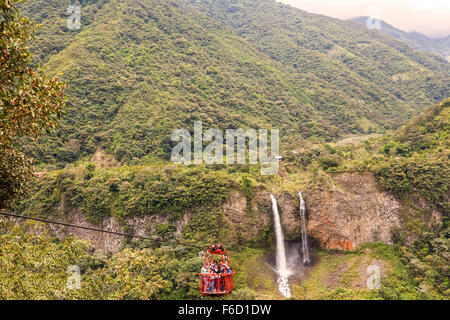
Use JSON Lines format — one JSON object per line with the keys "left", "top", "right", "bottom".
{"left": 325, "top": 238, "right": 355, "bottom": 251}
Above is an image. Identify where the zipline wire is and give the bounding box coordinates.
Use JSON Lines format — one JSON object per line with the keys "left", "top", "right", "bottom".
{"left": 0, "top": 211, "right": 154, "bottom": 240}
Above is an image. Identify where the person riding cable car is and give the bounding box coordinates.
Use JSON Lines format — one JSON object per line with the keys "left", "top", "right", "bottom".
{"left": 199, "top": 243, "right": 234, "bottom": 296}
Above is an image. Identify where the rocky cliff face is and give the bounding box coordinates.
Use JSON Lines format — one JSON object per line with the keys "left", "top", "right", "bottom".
{"left": 274, "top": 172, "right": 405, "bottom": 250}
{"left": 42, "top": 189, "right": 272, "bottom": 253}
{"left": 21, "top": 171, "right": 440, "bottom": 253}
{"left": 304, "top": 172, "right": 402, "bottom": 251}
{"left": 277, "top": 192, "right": 302, "bottom": 240}
{"left": 222, "top": 189, "right": 271, "bottom": 244}
{"left": 48, "top": 210, "right": 154, "bottom": 253}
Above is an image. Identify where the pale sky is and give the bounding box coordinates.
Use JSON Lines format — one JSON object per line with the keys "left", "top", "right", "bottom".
{"left": 278, "top": 0, "right": 450, "bottom": 38}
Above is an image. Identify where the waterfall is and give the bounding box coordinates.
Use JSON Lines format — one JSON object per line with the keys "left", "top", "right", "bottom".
{"left": 299, "top": 191, "right": 311, "bottom": 264}
{"left": 270, "top": 194, "right": 291, "bottom": 298}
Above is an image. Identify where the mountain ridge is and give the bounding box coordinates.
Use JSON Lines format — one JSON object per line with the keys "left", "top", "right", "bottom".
{"left": 350, "top": 16, "right": 450, "bottom": 62}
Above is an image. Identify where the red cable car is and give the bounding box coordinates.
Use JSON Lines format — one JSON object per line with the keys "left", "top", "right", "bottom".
{"left": 198, "top": 244, "right": 234, "bottom": 296}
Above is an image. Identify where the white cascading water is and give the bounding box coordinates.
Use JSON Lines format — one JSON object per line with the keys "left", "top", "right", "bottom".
{"left": 270, "top": 194, "right": 291, "bottom": 298}
{"left": 298, "top": 191, "right": 311, "bottom": 264}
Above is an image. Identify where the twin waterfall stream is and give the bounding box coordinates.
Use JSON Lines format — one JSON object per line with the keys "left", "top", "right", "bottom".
{"left": 299, "top": 192, "right": 311, "bottom": 265}
{"left": 270, "top": 192, "right": 310, "bottom": 298}
{"left": 270, "top": 194, "right": 291, "bottom": 298}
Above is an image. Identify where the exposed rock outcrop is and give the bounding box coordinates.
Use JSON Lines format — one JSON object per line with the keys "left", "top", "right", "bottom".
{"left": 305, "top": 172, "right": 402, "bottom": 250}
{"left": 49, "top": 210, "right": 192, "bottom": 253}
{"left": 38, "top": 189, "right": 272, "bottom": 253}
{"left": 50, "top": 210, "right": 126, "bottom": 253}
{"left": 277, "top": 191, "right": 301, "bottom": 240}
{"left": 222, "top": 189, "right": 271, "bottom": 244}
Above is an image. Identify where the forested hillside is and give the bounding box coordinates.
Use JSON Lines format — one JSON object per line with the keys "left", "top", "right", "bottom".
{"left": 18, "top": 0, "right": 449, "bottom": 167}
{"left": 184, "top": 0, "right": 449, "bottom": 114}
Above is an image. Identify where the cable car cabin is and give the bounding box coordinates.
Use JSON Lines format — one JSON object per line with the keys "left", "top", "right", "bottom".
{"left": 198, "top": 245, "right": 234, "bottom": 296}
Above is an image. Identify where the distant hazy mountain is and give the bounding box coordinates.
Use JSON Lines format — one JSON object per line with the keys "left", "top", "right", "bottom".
{"left": 351, "top": 17, "right": 450, "bottom": 62}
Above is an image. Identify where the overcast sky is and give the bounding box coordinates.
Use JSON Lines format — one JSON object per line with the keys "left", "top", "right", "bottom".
{"left": 278, "top": 0, "right": 450, "bottom": 38}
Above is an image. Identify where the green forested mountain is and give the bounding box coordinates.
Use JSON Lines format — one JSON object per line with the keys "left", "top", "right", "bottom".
{"left": 183, "top": 0, "right": 449, "bottom": 117}
{"left": 19, "top": 0, "right": 450, "bottom": 167}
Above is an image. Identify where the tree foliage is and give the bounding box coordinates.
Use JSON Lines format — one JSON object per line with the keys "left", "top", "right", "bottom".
{"left": 0, "top": 221, "right": 168, "bottom": 299}
{"left": 0, "top": 0, "right": 65, "bottom": 146}
{"left": 0, "top": 0, "right": 65, "bottom": 208}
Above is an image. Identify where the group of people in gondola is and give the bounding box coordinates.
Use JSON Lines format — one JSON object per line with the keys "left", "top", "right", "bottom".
{"left": 200, "top": 260, "right": 233, "bottom": 293}
{"left": 200, "top": 243, "right": 233, "bottom": 294}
